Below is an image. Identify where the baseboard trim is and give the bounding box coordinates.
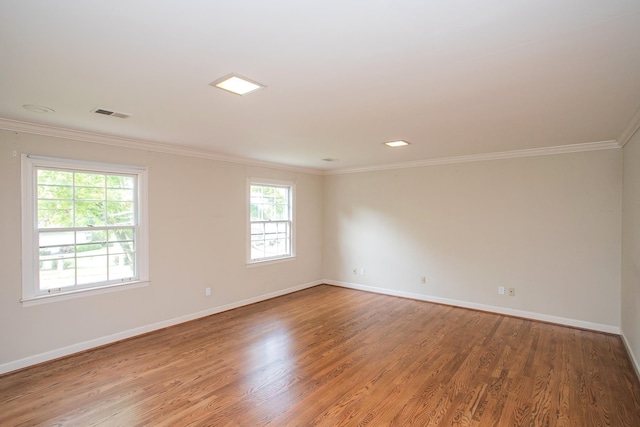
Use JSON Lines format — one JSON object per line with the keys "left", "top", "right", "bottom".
{"left": 621, "top": 329, "right": 640, "bottom": 381}
{"left": 0, "top": 280, "right": 322, "bottom": 376}
{"left": 326, "top": 280, "right": 620, "bottom": 335}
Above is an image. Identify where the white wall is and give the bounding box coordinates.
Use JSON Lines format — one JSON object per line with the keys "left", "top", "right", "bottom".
{"left": 622, "top": 129, "right": 640, "bottom": 375}
{"left": 323, "top": 149, "right": 622, "bottom": 331}
{"left": 0, "top": 130, "right": 323, "bottom": 372}
{"left": 0, "top": 127, "right": 628, "bottom": 374}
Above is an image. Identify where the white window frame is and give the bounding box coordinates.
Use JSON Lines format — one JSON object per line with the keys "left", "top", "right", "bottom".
{"left": 247, "top": 178, "right": 295, "bottom": 265}
{"left": 21, "top": 155, "right": 149, "bottom": 305}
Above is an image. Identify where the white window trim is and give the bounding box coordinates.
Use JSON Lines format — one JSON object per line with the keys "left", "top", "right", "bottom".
{"left": 21, "top": 155, "right": 149, "bottom": 305}
{"left": 246, "top": 177, "right": 296, "bottom": 266}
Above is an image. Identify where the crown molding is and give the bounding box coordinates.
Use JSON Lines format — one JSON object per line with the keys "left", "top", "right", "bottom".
{"left": 618, "top": 104, "right": 640, "bottom": 148}
{"left": 1, "top": 118, "right": 623, "bottom": 177}
{"left": 325, "top": 140, "right": 621, "bottom": 175}
{"left": 0, "top": 118, "right": 323, "bottom": 175}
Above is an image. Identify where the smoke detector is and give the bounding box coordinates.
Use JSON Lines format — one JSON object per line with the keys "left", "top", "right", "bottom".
{"left": 23, "top": 104, "right": 55, "bottom": 113}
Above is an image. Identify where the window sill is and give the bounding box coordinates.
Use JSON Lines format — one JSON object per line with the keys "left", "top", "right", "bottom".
{"left": 246, "top": 256, "right": 296, "bottom": 268}
{"left": 21, "top": 280, "right": 150, "bottom": 307}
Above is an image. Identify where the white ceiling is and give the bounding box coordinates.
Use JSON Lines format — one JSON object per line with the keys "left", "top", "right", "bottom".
{"left": 1, "top": 0, "right": 640, "bottom": 172}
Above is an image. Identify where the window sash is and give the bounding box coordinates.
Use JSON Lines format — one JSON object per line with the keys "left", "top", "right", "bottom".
{"left": 37, "top": 226, "right": 138, "bottom": 293}
{"left": 248, "top": 179, "right": 294, "bottom": 263}
{"left": 34, "top": 167, "right": 140, "bottom": 294}
{"left": 249, "top": 220, "right": 292, "bottom": 261}
{"left": 22, "top": 155, "right": 149, "bottom": 303}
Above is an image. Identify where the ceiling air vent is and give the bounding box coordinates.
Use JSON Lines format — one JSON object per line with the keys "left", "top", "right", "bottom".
{"left": 92, "top": 108, "right": 132, "bottom": 119}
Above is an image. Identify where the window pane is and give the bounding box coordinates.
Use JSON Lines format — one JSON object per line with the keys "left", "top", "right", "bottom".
{"left": 38, "top": 184, "right": 73, "bottom": 200}
{"left": 40, "top": 231, "right": 75, "bottom": 255}
{"left": 107, "top": 188, "right": 134, "bottom": 202}
{"left": 74, "top": 202, "right": 106, "bottom": 227}
{"left": 74, "top": 231, "right": 105, "bottom": 264}
{"left": 109, "top": 254, "right": 135, "bottom": 280}
{"left": 38, "top": 169, "right": 72, "bottom": 186}
{"left": 75, "top": 186, "right": 105, "bottom": 200}
{"left": 110, "top": 241, "right": 135, "bottom": 256}
{"left": 77, "top": 242, "right": 107, "bottom": 256}
{"left": 108, "top": 229, "right": 135, "bottom": 272}
{"left": 107, "top": 175, "right": 134, "bottom": 189}
{"left": 38, "top": 231, "right": 76, "bottom": 289}
{"left": 264, "top": 240, "right": 279, "bottom": 258}
{"left": 275, "top": 187, "right": 288, "bottom": 202}
{"left": 273, "top": 204, "right": 288, "bottom": 221}
{"left": 75, "top": 173, "right": 105, "bottom": 187}
{"left": 39, "top": 257, "right": 75, "bottom": 290}
{"left": 265, "top": 222, "right": 277, "bottom": 233}
{"left": 77, "top": 229, "right": 106, "bottom": 242}
{"left": 251, "top": 243, "right": 265, "bottom": 260}
{"left": 39, "top": 246, "right": 75, "bottom": 261}
{"left": 263, "top": 205, "right": 275, "bottom": 220}
{"left": 250, "top": 203, "right": 260, "bottom": 221}
{"left": 108, "top": 228, "right": 134, "bottom": 242}
{"left": 77, "top": 255, "right": 108, "bottom": 285}
{"left": 38, "top": 200, "right": 73, "bottom": 228}
{"left": 107, "top": 202, "right": 134, "bottom": 225}
{"left": 250, "top": 223, "right": 264, "bottom": 236}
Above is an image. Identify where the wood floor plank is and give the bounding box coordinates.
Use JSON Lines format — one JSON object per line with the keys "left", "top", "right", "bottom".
{"left": 1, "top": 285, "right": 639, "bottom": 426}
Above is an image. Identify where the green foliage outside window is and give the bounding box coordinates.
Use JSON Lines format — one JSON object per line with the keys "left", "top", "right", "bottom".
{"left": 250, "top": 185, "right": 289, "bottom": 221}
{"left": 249, "top": 183, "right": 292, "bottom": 261}
{"left": 36, "top": 168, "right": 137, "bottom": 289}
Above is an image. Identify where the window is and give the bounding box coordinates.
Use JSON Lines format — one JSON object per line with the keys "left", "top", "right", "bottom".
{"left": 248, "top": 179, "right": 294, "bottom": 263}
{"left": 22, "top": 155, "right": 148, "bottom": 303}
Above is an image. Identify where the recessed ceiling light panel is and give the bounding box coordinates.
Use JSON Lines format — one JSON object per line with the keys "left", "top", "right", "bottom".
{"left": 384, "top": 140, "right": 410, "bottom": 147}
{"left": 210, "top": 74, "right": 265, "bottom": 96}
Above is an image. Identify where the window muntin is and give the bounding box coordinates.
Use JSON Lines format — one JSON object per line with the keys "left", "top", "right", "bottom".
{"left": 249, "top": 181, "right": 294, "bottom": 263}
{"left": 22, "top": 156, "right": 148, "bottom": 301}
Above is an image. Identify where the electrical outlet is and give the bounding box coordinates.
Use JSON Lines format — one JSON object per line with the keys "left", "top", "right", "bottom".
{"left": 498, "top": 286, "right": 505, "bottom": 295}
{"left": 205, "top": 287, "right": 211, "bottom": 297}
{"left": 508, "top": 288, "right": 515, "bottom": 296}
{"left": 359, "top": 268, "right": 366, "bottom": 275}
{"left": 421, "top": 276, "right": 426, "bottom": 284}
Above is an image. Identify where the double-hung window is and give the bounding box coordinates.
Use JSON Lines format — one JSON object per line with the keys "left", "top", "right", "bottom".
{"left": 248, "top": 179, "right": 294, "bottom": 263}
{"left": 21, "top": 155, "right": 148, "bottom": 303}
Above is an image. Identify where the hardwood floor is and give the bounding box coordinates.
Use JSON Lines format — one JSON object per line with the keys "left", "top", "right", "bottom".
{"left": 1, "top": 285, "right": 639, "bottom": 426}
